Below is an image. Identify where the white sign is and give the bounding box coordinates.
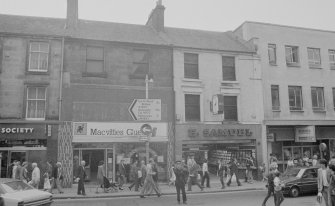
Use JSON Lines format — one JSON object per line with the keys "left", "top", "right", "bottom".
{"left": 128, "top": 99, "right": 161, "bottom": 121}
{"left": 73, "top": 122, "right": 168, "bottom": 142}
{"left": 295, "top": 126, "right": 316, "bottom": 142}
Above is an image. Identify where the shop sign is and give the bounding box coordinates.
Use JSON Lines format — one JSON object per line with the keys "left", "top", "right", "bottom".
{"left": 73, "top": 122, "right": 168, "bottom": 142}
{"left": 295, "top": 126, "right": 316, "bottom": 142}
{"left": 267, "top": 133, "right": 275, "bottom": 142}
{"left": 0, "top": 127, "right": 34, "bottom": 134}
{"left": 188, "top": 128, "right": 253, "bottom": 138}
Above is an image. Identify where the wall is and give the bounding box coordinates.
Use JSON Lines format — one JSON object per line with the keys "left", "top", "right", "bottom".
{"left": 0, "top": 36, "right": 62, "bottom": 120}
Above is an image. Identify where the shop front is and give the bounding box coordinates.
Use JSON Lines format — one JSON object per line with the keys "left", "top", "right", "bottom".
{"left": 72, "top": 122, "right": 169, "bottom": 183}
{"left": 267, "top": 125, "right": 335, "bottom": 172}
{"left": 0, "top": 123, "right": 53, "bottom": 178}
{"left": 175, "top": 123, "right": 262, "bottom": 178}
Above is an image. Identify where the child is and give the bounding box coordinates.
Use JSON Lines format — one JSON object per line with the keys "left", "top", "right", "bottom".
{"left": 274, "top": 172, "right": 284, "bottom": 206}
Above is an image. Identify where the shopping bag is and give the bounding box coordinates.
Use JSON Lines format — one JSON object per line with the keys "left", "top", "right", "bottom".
{"left": 44, "top": 178, "right": 51, "bottom": 190}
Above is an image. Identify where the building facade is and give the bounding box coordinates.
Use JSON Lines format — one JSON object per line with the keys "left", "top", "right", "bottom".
{"left": 0, "top": 15, "right": 64, "bottom": 178}
{"left": 235, "top": 22, "right": 335, "bottom": 171}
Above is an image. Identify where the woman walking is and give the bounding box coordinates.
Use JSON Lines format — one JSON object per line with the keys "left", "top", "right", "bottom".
{"left": 139, "top": 159, "right": 161, "bottom": 198}
{"left": 96, "top": 160, "right": 106, "bottom": 193}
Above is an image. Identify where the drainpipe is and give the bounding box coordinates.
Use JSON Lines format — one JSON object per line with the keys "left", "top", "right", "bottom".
{"left": 58, "top": 37, "right": 65, "bottom": 121}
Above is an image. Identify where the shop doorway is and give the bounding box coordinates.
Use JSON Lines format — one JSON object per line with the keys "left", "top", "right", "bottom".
{"left": 82, "top": 150, "right": 104, "bottom": 182}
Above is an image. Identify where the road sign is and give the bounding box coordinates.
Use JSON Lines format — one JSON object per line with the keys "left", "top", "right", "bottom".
{"left": 128, "top": 99, "right": 161, "bottom": 121}
{"left": 140, "top": 124, "right": 152, "bottom": 135}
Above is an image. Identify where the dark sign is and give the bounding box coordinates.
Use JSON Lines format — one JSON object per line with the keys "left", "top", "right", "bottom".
{"left": 188, "top": 128, "right": 253, "bottom": 138}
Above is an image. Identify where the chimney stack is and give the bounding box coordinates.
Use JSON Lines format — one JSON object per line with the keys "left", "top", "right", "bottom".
{"left": 66, "top": 0, "right": 78, "bottom": 29}
{"left": 146, "top": 0, "right": 165, "bottom": 32}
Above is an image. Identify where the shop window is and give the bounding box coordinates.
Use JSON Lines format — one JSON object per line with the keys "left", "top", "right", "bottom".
{"left": 85, "top": 46, "right": 105, "bottom": 77}
{"left": 25, "top": 86, "right": 47, "bottom": 120}
{"left": 184, "top": 53, "right": 199, "bottom": 79}
{"left": 288, "top": 86, "right": 303, "bottom": 111}
{"left": 130, "top": 49, "right": 149, "bottom": 79}
{"left": 268, "top": 44, "right": 277, "bottom": 65}
{"left": 271, "top": 85, "right": 280, "bottom": 111}
{"left": 222, "top": 56, "right": 236, "bottom": 81}
{"left": 223, "top": 96, "right": 237, "bottom": 121}
{"left": 332, "top": 88, "right": 335, "bottom": 110}
{"left": 0, "top": 37, "right": 3, "bottom": 73}
{"left": 28, "top": 41, "right": 49, "bottom": 72}
{"left": 329, "top": 50, "right": 335, "bottom": 70}
{"left": 311, "top": 87, "right": 325, "bottom": 111}
{"left": 307, "top": 48, "right": 321, "bottom": 68}
{"left": 185, "top": 94, "right": 200, "bottom": 122}
{"left": 285, "top": 45, "right": 299, "bottom": 66}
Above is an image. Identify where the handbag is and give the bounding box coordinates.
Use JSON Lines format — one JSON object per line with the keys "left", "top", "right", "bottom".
{"left": 44, "top": 177, "right": 51, "bottom": 190}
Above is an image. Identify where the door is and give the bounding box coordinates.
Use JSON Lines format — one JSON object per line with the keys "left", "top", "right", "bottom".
{"left": 82, "top": 150, "right": 104, "bottom": 182}
{"left": 301, "top": 168, "right": 318, "bottom": 193}
{"left": 0, "top": 151, "right": 9, "bottom": 178}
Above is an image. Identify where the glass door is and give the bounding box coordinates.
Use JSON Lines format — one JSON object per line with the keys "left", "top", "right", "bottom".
{"left": 106, "top": 148, "right": 114, "bottom": 181}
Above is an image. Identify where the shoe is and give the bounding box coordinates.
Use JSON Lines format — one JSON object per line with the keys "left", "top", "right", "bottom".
{"left": 227, "top": 184, "right": 230, "bottom": 187}
{"left": 77, "top": 193, "right": 81, "bottom": 195}
{"left": 183, "top": 201, "right": 187, "bottom": 204}
{"left": 119, "top": 187, "right": 123, "bottom": 190}
{"left": 221, "top": 186, "right": 225, "bottom": 189}
{"left": 238, "top": 184, "right": 242, "bottom": 186}
{"left": 140, "top": 195, "right": 145, "bottom": 198}
{"left": 59, "top": 191, "right": 64, "bottom": 194}
{"left": 157, "top": 193, "right": 161, "bottom": 197}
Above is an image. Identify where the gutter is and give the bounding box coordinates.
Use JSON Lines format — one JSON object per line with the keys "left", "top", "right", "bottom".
{"left": 58, "top": 37, "right": 65, "bottom": 121}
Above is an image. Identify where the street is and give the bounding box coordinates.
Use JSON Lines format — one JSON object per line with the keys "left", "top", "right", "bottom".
{"left": 53, "top": 190, "right": 318, "bottom": 206}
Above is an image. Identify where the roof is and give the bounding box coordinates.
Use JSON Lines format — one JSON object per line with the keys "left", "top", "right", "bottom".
{"left": 162, "top": 27, "right": 254, "bottom": 53}
{"left": 0, "top": 13, "right": 254, "bottom": 53}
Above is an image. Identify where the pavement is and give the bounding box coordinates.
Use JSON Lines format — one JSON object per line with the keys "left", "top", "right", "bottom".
{"left": 52, "top": 177, "right": 267, "bottom": 200}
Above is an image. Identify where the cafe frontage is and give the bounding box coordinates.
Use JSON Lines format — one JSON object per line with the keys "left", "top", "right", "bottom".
{"left": 175, "top": 123, "right": 262, "bottom": 176}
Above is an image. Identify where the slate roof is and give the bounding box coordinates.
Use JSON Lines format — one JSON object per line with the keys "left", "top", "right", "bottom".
{"left": 0, "top": 13, "right": 254, "bottom": 53}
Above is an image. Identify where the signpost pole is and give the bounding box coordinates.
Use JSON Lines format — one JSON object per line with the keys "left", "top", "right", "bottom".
{"left": 145, "top": 74, "right": 151, "bottom": 162}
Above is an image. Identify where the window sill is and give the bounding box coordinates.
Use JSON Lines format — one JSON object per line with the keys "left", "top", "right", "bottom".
{"left": 272, "top": 110, "right": 281, "bottom": 112}
{"left": 26, "top": 71, "right": 49, "bottom": 75}
{"left": 82, "top": 71, "right": 108, "bottom": 78}
{"left": 312, "top": 109, "right": 326, "bottom": 113}
{"left": 182, "top": 78, "right": 202, "bottom": 82}
{"left": 286, "top": 63, "right": 300, "bottom": 67}
{"left": 25, "top": 118, "right": 46, "bottom": 121}
{"left": 269, "top": 63, "right": 277, "bottom": 66}
{"left": 289, "top": 110, "right": 304, "bottom": 112}
{"left": 309, "top": 65, "right": 322, "bottom": 69}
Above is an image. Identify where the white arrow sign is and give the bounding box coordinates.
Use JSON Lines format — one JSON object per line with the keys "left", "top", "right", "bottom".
{"left": 128, "top": 99, "right": 161, "bottom": 121}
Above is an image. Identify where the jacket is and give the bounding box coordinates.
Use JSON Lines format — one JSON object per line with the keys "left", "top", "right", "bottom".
{"left": 218, "top": 164, "right": 227, "bottom": 177}
{"left": 317, "top": 168, "right": 331, "bottom": 193}
{"left": 77, "top": 166, "right": 86, "bottom": 180}
{"left": 174, "top": 166, "right": 188, "bottom": 186}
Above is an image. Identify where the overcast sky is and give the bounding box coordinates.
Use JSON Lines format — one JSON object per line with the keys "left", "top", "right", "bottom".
{"left": 0, "top": 0, "right": 334, "bottom": 32}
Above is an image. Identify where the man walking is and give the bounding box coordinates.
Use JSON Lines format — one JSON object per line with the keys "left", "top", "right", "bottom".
{"left": 227, "top": 158, "right": 242, "bottom": 186}
{"left": 187, "top": 156, "right": 203, "bottom": 191}
{"left": 51, "top": 162, "right": 64, "bottom": 194}
{"left": 118, "top": 159, "right": 126, "bottom": 190}
{"left": 262, "top": 165, "right": 277, "bottom": 206}
{"left": 29, "top": 163, "right": 40, "bottom": 189}
{"left": 218, "top": 159, "right": 227, "bottom": 189}
{"left": 201, "top": 159, "right": 210, "bottom": 188}
{"left": 174, "top": 160, "right": 188, "bottom": 204}
{"left": 76, "top": 160, "right": 87, "bottom": 196}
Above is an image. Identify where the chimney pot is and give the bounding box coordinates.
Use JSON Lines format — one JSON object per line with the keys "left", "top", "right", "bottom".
{"left": 66, "top": 0, "right": 78, "bottom": 29}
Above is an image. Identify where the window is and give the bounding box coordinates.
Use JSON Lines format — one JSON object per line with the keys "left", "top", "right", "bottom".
{"left": 329, "top": 50, "right": 335, "bottom": 70}
{"left": 307, "top": 48, "right": 321, "bottom": 67}
{"left": 222, "top": 56, "right": 236, "bottom": 81}
{"left": 333, "top": 88, "right": 335, "bottom": 110}
{"left": 0, "top": 37, "right": 2, "bottom": 73}
{"left": 223, "top": 96, "right": 238, "bottom": 121}
{"left": 130, "top": 49, "right": 149, "bottom": 79}
{"left": 271, "top": 85, "right": 280, "bottom": 111}
{"left": 86, "top": 46, "right": 104, "bottom": 73}
{"left": 26, "top": 87, "right": 47, "bottom": 120}
{"left": 285, "top": 46, "right": 299, "bottom": 65}
{"left": 28, "top": 42, "right": 49, "bottom": 72}
{"left": 311, "top": 87, "right": 325, "bottom": 111}
{"left": 185, "top": 94, "right": 200, "bottom": 121}
{"left": 268, "top": 44, "right": 277, "bottom": 65}
{"left": 288, "top": 86, "right": 303, "bottom": 111}
{"left": 184, "top": 53, "right": 199, "bottom": 79}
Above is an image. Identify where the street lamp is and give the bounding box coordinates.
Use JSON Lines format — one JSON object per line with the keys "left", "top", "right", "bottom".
{"left": 145, "top": 74, "right": 153, "bottom": 162}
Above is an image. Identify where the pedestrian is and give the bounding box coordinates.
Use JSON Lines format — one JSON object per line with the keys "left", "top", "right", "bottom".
{"left": 274, "top": 172, "right": 284, "bottom": 206}
{"left": 174, "top": 160, "right": 188, "bottom": 204}
{"left": 151, "top": 158, "right": 159, "bottom": 183}
{"left": 245, "top": 155, "right": 254, "bottom": 184}
{"left": 259, "top": 163, "right": 266, "bottom": 182}
{"left": 96, "top": 160, "right": 106, "bottom": 193}
{"left": 29, "top": 163, "right": 40, "bottom": 189}
{"left": 261, "top": 165, "right": 277, "bottom": 206}
{"left": 317, "top": 159, "right": 331, "bottom": 206}
{"left": 201, "top": 159, "right": 210, "bottom": 188}
{"left": 169, "top": 164, "right": 176, "bottom": 186}
{"left": 227, "top": 158, "right": 242, "bottom": 186}
{"left": 44, "top": 161, "right": 53, "bottom": 192}
{"left": 329, "top": 163, "right": 335, "bottom": 206}
{"left": 312, "top": 155, "right": 319, "bottom": 167}
{"left": 15, "top": 161, "right": 23, "bottom": 180}
{"left": 118, "top": 159, "right": 126, "bottom": 190}
{"left": 21, "top": 162, "right": 29, "bottom": 183}
{"left": 11, "top": 160, "right": 17, "bottom": 179}
{"left": 187, "top": 156, "right": 203, "bottom": 191}
{"left": 140, "top": 160, "right": 147, "bottom": 187}
{"left": 139, "top": 159, "right": 162, "bottom": 198}
{"left": 76, "top": 160, "right": 87, "bottom": 196}
{"left": 51, "top": 162, "right": 64, "bottom": 194}
{"left": 218, "top": 159, "right": 227, "bottom": 189}
{"left": 129, "top": 160, "right": 140, "bottom": 191}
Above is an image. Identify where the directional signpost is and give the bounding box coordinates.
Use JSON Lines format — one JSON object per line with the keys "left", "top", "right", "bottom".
{"left": 128, "top": 99, "right": 161, "bottom": 121}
